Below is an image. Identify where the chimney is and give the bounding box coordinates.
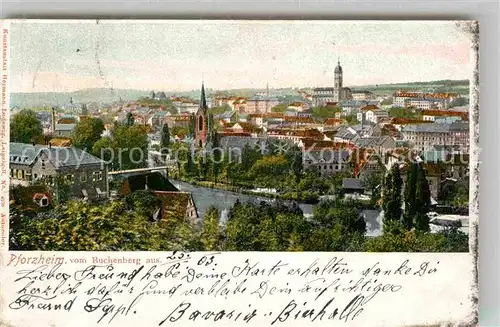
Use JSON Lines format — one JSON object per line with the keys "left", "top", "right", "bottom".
{"left": 51, "top": 107, "right": 56, "bottom": 134}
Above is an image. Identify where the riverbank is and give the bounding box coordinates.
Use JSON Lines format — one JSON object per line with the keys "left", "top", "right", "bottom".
{"left": 172, "top": 176, "right": 320, "bottom": 204}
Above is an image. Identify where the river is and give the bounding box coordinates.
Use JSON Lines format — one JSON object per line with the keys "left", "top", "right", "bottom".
{"left": 170, "top": 180, "right": 383, "bottom": 236}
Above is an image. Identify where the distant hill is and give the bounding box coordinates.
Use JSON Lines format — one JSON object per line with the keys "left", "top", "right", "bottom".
{"left": 349, "top": 79, "right": 470, "bottom": 96}
{"left": 9, "top": 79, "right": 469, "bottom": 108}
{"left": 10, "top": 88, "right": 149, "bottom": 108}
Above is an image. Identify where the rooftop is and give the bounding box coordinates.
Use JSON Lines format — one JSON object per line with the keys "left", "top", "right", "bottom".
{"left": 401, "top": 122, "right": 469, "bottom": 133}
{"left": 342, "top": 178, "right": 364, "bottom": 190}
{"left": 9, "top": 142, "right": 105, "bottom": 168}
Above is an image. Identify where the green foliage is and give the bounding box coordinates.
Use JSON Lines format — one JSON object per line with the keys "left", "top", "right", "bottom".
{"left": 313, "top": 199, "right": 366, "bottom": 233}
{"left": 403, "top": 163, "right": 431, "bottom": 232}
{"left": 114, "top": 124, "right": 149, "bottom": 170}
{"left": 440, "top": 180, "right": 469, "bottom": 207}
{"left": 380, "top": 98, "right": 393, "bottom": 105}
{"left": 448, "top": 97, "right": 468, "bottom": 108}
{"left": 92, "top": 122, "right": 148, "bottom": 170}
{"left": 136, "top": 97, "right": 177, "bottom": 114}
{"left": 171, "top": 126, "right": 189, "bottom": 137}
{"left": 188, "top": 114, "right": 196, "bottom": 138}
{"left": 126, "top": 112, "right": 135, "bottom": 126}
{"left": 414, "top": 165, "right": 431, "bottom": 232}
{"left": 161, "top": 124, "right": 170, "bottom": 153}
{"left": 201, "top": 206, "right": 221, "bottom": 251}
{"left": 364, "top": 170, "right": 384, "bottom": 206}
{"left": 10, "top": 190, "right": 468, "bottom": 252}
{"left": 92, "top": 137, "right": 114, "bottom": 162}
{"left": 271, "top": 103, "right": 288, "bottom": 113}
{"left": 209, "top": 105, "right": 231, "bottom": 115}
{"left": 388, "top": 107, "right": 422, "bottom": 119}
{"left": 123, "top": 189, "right": 161, "bottom": 216}
{"left": 71, "top": 117, "right": 105, "bottom": 151}
{"left": 311, "top": 106, "right": 341, "bottom": 121}
{"left": 403, "top": 162, "right": 418, "bottom": 229}
{"left": 344, "top": 114, "right": 360, "bottom": 125}
{"left": 224, "top": 201, "right": 310, "bottom": 251}
{"left": 10, "top": 191, "right": 202, "bottom": 251}
{"left": 365, "top": 220, "right": 468, "bottom": 252}
{"left": 248, "top": 155, "right": 289, "bottom": 187}
{"left": 10, "top": 109, "right": 44, "bottom": 143}
{"left": 206, "top": 113, "right": 218, "bottom": 147}
{"left": 381, "top": 164, "right": 403, "bottom": 224}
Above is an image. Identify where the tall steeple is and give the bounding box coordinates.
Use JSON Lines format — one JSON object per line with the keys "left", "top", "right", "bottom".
{"left": 195, "top": 80, "right": 209, "bottom": 148}
{"left": 199, "top": 80, "right": 208, "bottom": 113}
{"left": 334, "top": 59, "right": 343, "bottom": 89}
{"left": 334, "top": 58, "right": 343, "bottom": 102}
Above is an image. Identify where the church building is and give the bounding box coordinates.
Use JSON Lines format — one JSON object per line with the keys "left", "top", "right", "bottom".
{"left": 195, "top": 82, "right": 212, "bottom": 148}
{"left": 312, "top": 60, "right": 352, "bottom": 107}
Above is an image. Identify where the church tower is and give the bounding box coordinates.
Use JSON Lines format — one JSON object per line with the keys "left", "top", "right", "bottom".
{"left": 333, "top": 59, "right": 343, "bottom": 102}
{"left": 195, "top": 82, "right": 209, "bottom": 148}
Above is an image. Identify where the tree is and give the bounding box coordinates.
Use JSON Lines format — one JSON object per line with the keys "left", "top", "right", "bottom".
{"left": 403, "top": 162, "right": 418, "bottom": 229}
{"left": 126, "top": 112, "right": 135, "bottom": 126}
{"left": 71, "top": 117, "right": 105, "bottom": 151}
{"left": 382, "top": 164, "right": 403, "bottom": 224}
{"left": 313, "top": 199, "right": 366, "bottom": 234}
{"left": 403, "top": 162, "right": 431, "bottom": 231}
{"left": 440, "top": 180, "right": 469, "bottom": 207}
{"left": 364, "top": 220, "right": 468, "bottom": 252}
{"left": 449, "top": 97, "right": 468, "bottom": 108}
{"left": 248, "top": 155, "right": 289, "bottom": 187}
{"left": 188, "top": 114, "right": 196, "bottom": 138}
{"left": 201, "top": 206, "right": 221, "bottom": 250}
{"left": 9, "top": 193, "right": 202, "bottom": 251}
{"left": 10, "top": 109, "right": 43, "bottom": 143}
{"left": 160, "top": 124, "right": 170, "bottom": 155}
{"left": 92, "top": 137, "right": 114, "bottom": 164}
{"left": 112, "top": 124, "right": 149, "bottom": 170}
{"left": 364, "top": 170, "right": 384, "bottom": 206}
{"left": 209, "top": 104, "right": 231, "bottom": 115}
{"left": 171, "top": 126, "right": 189, "bottom": 138}
{"left": 388, "top": 107, "right": 422, "bottom": 119}
{"left": 271, "top": 103, "right": 288, "bottom": 113}
{"left": 284, "top": 144, "right": 303, "bottom": 183}
{"left": 310, "top": 106, "right": 341, "bottom": 121}
{"left": 414, "top": 165, "right": 431, "bottom": 231}
{"left": 210, "top": 148, "right": 223, "bottom": 184}
{"left": 223, "top": 201, "right": 309, "bottom": 251}
{"left": 183, "top": 147, "right": 197, "bottom": 178}
{"left": 344, "top": 114, "right": 360, "bottom": 125}
{"left": 123, "top": 189, "right": 162, "bottom": 219}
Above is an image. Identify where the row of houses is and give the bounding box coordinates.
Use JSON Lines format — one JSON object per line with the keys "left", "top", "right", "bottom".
{"left": 393, "top": 90, "right": 461, "bottom": 110}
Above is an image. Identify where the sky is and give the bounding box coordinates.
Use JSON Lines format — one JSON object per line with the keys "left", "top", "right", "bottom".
{"left": 8, "top": 20, "right": 473, "bottom": 93}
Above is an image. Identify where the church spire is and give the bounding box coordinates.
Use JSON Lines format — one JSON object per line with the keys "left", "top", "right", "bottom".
{"left": 199, "top": 81, "right": 208, "bottom": 113}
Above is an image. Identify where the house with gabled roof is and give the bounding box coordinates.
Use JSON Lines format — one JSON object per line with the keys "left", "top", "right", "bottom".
{"left": 214, "top": 111, "right": 237, "bottom": 124}
{"left": 299, "top": 139, "right": 351, "bottom": 176}
{"left": 9, "top": 142, "right": 108, "bottom": 201}
{"left": 354, "top": 136, "right": 396, "bottom": 155}
{"left": 153, "top": 191, "right": 199, "bottom": 224}
{"left": 350, "top": 148, "right": 386, "bottom": 179}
